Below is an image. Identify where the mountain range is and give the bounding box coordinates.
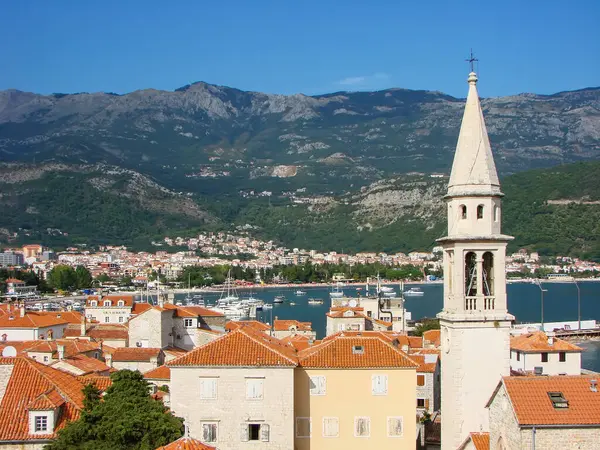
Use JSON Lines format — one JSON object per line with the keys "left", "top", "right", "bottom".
{"left": 0, "top": 81, "right": 599, "bottom": 257}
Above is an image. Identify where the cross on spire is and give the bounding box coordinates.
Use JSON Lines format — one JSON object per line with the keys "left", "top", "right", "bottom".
{"left": 466, "top": 49, "right": 478, "bottom": 73}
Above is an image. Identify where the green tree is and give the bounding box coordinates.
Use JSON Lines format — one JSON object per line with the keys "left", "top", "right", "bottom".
{"left": 47, "top": 265, "right": 77, "bottom": 291}
{"left": 46, "top": 370, "right": 183, "bottom": 450}
{"left": 75, "top": 265, "right": 93, "bottom": 289}
{"left": 413, "top": 318, "right": 440, "bottom": 337}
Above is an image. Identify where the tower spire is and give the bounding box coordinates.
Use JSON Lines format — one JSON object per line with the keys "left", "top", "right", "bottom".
{"left": 447, "top": 68, "right": 501, "bottom": 197}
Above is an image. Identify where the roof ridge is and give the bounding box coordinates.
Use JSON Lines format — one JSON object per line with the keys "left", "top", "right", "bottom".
{"left": 238, "top": 328, "right": 298, "bottom": 365}
{"left": 23, "top": 357, "right": 83, "bottom": 409}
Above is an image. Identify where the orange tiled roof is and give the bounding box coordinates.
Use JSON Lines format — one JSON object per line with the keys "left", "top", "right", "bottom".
{"left": 167, "top": 304, "right": 225, "bottom": 318}
{"left": 410, "top": 355, "right": 437, "bottom": 373}
{"left": 35, "top": 311, "right": 83, "bottom": 324}
{"left": 280, "top": 334, "right": 313, "bottom": 351}
{"left": 56, "top": 354, "right": 111, "bottom": 375}
{"left": 326, "top": 307, "right": 364, "bottom": 318}
{"left": 510, "top": 331, "right": 582, "bottom": 353}
{"left": 112, "top": 347, "right": 162, "bottom": 362}
{"left": 298, "top": 334, "right": 418, "bottom": 369}
{"left": 156, "top": 437, "right": 216, "bottom": 450}
{"left": 131, "top": 302, "right": 154, "bottom": 315}
{"left": 0, "top": 357, "right": 85, "bottom": 441}
{"left": 500, "top": 376, "right": 600, "bottom": 426}
{"left": 144, "top": 365, "right": 171, "bottom": 380}
{"left": 163, "top": 346, "right": 189, "bottom": 358}
{"left": 24, "top": 339, "right": 102, "bottom": 358}
{"left": 459, "top": 432, "right": 489, "bottom": 450}
{"left": 77, "top": 375, "right": 112, "bottom": 391}
{"left": 28, "top": 389, "right": 66, "bottom": 410}
{"left": 64, "top": 323, "right": 129, "bottom": 340}
{"left": 225, "top": 320, "right": 270, "bottom": 332}
{"left": 0, "top": 312, "right": 68, "bottom": 329}
{"left": 423, "top": 329, "right": 441, "bottom": 347}
{"left": 168, "top": 328, "right": 297, "bottom": 367}
{"left": 273, "top": 319, "right": 312, "bottom": 332}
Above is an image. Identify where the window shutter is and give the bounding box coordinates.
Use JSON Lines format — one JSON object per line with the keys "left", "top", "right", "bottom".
{"left": 246, "top": 380, "right": 253, "bottom": 398}
{"left": 202, "top": 424, "right": 210, "bottom": 442}
{"left": 309, "top": 377, "right": 317, "bottom": 394}
{"left": 260, "top": 424, "right": 270, "bottom": 442}
{"left": 417, "top": 374, "right": 425, "bottom": 386}
{"left": 319, "top": 376, "right": 326, "bottom": 395}
{"left": 425, "top": 399, "right": 430, "bottom": 410}
{"left": 382, "top": 375, "right": 388, "bottom": 394}
{"left": 240, "top": 423, "right": 249, "bottom": 442}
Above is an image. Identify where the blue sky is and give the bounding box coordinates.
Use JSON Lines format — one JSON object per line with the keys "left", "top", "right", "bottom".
{"left": 1, "top": 0, "right": 598, "bottom": 98}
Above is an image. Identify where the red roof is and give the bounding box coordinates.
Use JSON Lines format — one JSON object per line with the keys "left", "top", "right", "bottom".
{"left": 112, "top": 347, "right": 162, "bottom": 362}
{"left": 165, "top": 304, "right": 225, "bottom": 318}
{"left": 55, "top": 354, "right": 111, "bottom": 375}
{"left": 459, "top": 432, "right": 489, "bottom": 450}
{"left": 144, "top": 365, "right": 171, "bottom": 380}
{"left": 131, "top": 302, "right": 154, "bottom": 315}
{"left": 168, "top": 328, "right": 297, "bottom": 367}
{"left": 510, "top": 331, "right": 582, "bottom": 353}
{"left": 0, "top": 357, "right": 85, "bottom": 441}
{"left": 0, "top": 312, "right": 68, "bottom": 329}
{"left": 64, "top": 323, "right": 129, "bottom": 340}
{"left": 225, "top": 320, "right": 270, "bottom": 332}
{"left": 86, "top": 294, "right": 135, "bottom": 307}
{"left": 35, "top": 311, "right": 84, "bottom": 324}
{"left": 273, "top": 319, "right": 312, "bottom": 332}
{"left": 156, "top": 437, "right": 216, "bottom": 450}
{"left": 423, "top": 329, "right": 441, "bottom": 347}
{"left": 298, "top": 334, "right": 418, "bottom": 369}
{"left": 498, "top": 376, "right": 600, "bottom": 426}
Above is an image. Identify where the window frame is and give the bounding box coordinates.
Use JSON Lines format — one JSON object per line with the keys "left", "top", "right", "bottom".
{"left": 104, "top": 316, "right": 110, "bottom": 323}
{"left": 309, "top": 375, "right": 326, "bottom": 396}
{"left": 372, "top": 374, "right": 388, "bottom": 395}
{"left": 559, "top": 352, "right": 566, "bottom": 362}
{"left": 417, "top": 374, "right": 426, "bottom": 386}
{"left": 34, "top": 415, "right": 48, "bottom": 432}
{"left": 354, "top": 416, "right": 370, "bottom": 438}
{"left": 477, "top": 204, "right": 484, "bottom": 219}
{"left": 387, "top": 416, "right": 404, "bottom": 438}
{"left": 184, "top": 318, "right": 194, "bottom": 328}
{"left": 322, "top": 417, "right": 339, "bottom": 438}
{"left": 516, "top": 351, "right": 520, "bottom": 362}
{"left": 417, "top": 398, "right": 426, "bottom": 408}
{"left": 201, "top": 422, "right": 218, "bottom": 443}
{"left": 245, "top": 377, "right": 264, "bottom": 400}
{"left": 295, "top": 417, "right": 312, "bottom": 438}
{"left": 199, "top": 377, "right": 218, "bottom": 400}
{"left": 103, "top": 300, "right": 111, "bottom": 307}
{"left": 248, "top": 423, "right": 261, "bottom": 441}
{"left": 541, "top": 352, "right": 549, "bottom": 363}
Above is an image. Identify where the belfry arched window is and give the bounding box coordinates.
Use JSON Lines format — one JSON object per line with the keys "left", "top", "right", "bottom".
{"left": 494, "top": 205, "right": 499, "bottom": 222}
{"left": 477, "top": 205, "right": 484, "bottom": 219}
{"left": 465, "top": 252, "right": 477, "bottom": 296}
{"left": 483, "top": 252, "right": 494, "bottom": 296}
{"left": 460, "top": 205, "right": 467, "bottom": 220}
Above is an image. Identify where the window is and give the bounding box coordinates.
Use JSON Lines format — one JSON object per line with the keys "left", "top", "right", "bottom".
{"left": 1, "top": 334, "right": 7, "bottom": 341}
{"left": 117, "top": 300, "right": 125, "bottom": 306}
{"left": 199, "top": 378, "right": 217, "bottom": 399}
{"left": 202, "top": 422, "right": 218, "bottom": 443}
{"left": 354, "top": 417, "right": 370, "bottom": 438}
{"left": 559, "top": 352, "right": 566, "bottom": 362}
{"left": 367, "top": 310, "right": 372, "bottom": 317}
{"left": 417, "top": 374, "right": 425, "bottom": 386}
{"left": 103, "top": 300, "right": 111, "bottom": 306}
{"left": 387, "top": 417, "right": 404, "bottom": 437}
{"left": 184, "top": 318, "right": 194, "bottom": 328}
{"left": 246, "top": 378, "right": 264, "bottom": 400}
{"left": 322, "top": 417, "right": 339, "bottom": 438}
{"left": 352, "top": 345, "right": 364, "bottom": 354}
{"left": 118, "top": 316, "right": 124, "bottom": 323}
{"left": 104, "top": 317, "right": 110, "bottom": 323}
{"left": 417, "top": 398, "right": 425, "bottom": 408}
{"left": 494, "top": 205, "right": 499, "bottom": 222}
{"left": 90, "top": 301, "right": 97, "bottom": 307}
{"left": 548, "top": 391, "right": 569, "bottom": 409}
{"left": 296, "top": 417, "right": 311, "bottom": 438}
{"left": 43, "top": 356, "right": 49, "bottom": 363}
{"left": 241, "top": 423, "right": 269, "bottom": 442}
{"left": 465, "top": 252, "right": 478, "bottom": 297}
{"left": 460, "top": 204, "right": 467, "bottom": 219}
{"left": 372, "top": 374, "right": 388, "bottom": 395}
{"left": 483, "top": 252, "right": 495, "bottom": 296}
{"left": 34, "top": 416, "right": 48, "bottom": 432}
{"left": 477, "top": 204, "right": 484, "bottom": 219}
{"left": 516, "top": 351, "right": 521, "bottom": 361}
{"left": 309, "top": 375, "right": 326, "bottom": 396}
{"left": 541, "top": 353, "right": 549, "bottom": 363}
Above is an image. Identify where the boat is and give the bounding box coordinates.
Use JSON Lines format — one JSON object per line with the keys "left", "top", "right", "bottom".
{"left": 289, "top": 302, "right": 296, "bottom": 306}
{"left": 380, "top": 286, "right": 395, "bottom": 293}
{"left": 192, "top": 294, "right": 205, "bottom": 307}
{"left": 330, "top": 283, "right": 344, "bottom": 298}
{"left": 308, "top": 298, "right": 324, "bottom": 305}
{"left": 295, "top": 290, "right": 307, "bottom": 295}
{"left": 273, "top": 295, "right": 285, "bottom": 304}
{"left": 262, "top": 304, "right": 273, "bottom": 309}
{"left": 218, "top": 269, "right": 240, "bottom": 303}
{"left": 383, "top": 290, "right": 397, "bottom": 297}
{"left": 404, "top": 287, "right": 424, "bottom": 297}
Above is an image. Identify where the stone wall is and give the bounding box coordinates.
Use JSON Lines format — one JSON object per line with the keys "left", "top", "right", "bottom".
{"left": 0, "top": 364, "right": 15, "bottom": 405}
{"left": 520, "top": 426, "right": 600, "bottom": 450}
{"left": 488, "top": 384, "right": 523, "bottom": 450}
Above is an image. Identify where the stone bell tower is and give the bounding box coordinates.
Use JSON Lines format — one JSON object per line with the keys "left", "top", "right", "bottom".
{"left": 437, "top": 71, "right": 514, "bottom": 450}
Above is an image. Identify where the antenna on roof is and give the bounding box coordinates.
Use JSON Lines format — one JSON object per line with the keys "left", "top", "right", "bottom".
{"left": 465, "top": 49, "right": 478, "bottom": 73}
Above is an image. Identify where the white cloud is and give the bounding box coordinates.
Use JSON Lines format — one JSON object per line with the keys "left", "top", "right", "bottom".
{"left": 335, "top": 73, "right": 391, "bottom": 90}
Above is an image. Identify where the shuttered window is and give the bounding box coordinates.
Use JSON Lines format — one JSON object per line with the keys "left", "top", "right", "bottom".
{"left": 199, "top": 378, "right": 217, "bottom": 399}
{"left": 354, "top": 417, "right": 370, "bottom": 437}
{"left": 296, "top": 417, "right": 311, "bottom": 438}
{"left": 245, "top": 378, "right": 264, "bottom": 400}
{"left": 417, "top": 374, "right": 425, "bottom": 386}
{"left": 201, "top": 423, "right": 217, "bottom": 442}
{"left": 241, "top": 423, "right": 269, "bottom": 442}
{"left": 309, "top": 375, "right": 326, "bottom": 395}
{"left": 372, "top": 375, "right": 388, "bottom": 395}
{"left": 387, "top": 417, "right": 403, "bottom": 437}
{"left": 322, "top": 417, "right": 339, "bottom": 438}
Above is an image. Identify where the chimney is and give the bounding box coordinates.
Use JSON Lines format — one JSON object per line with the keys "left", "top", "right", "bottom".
{"left": 104, "top": 352, "right": 113, "bottom": 368}
{"left": 158, "top": 295, "right": 164, "bottom": 308}
{"left": 591, "top": 380, "right": 598, "bottom": 393}
{"left": 19, "top": 303, "right": 25, "bottom": 318}
{"left": 57, "top": 344, "right": 65, "bottom": 361}
{"left": 547, "top": 331, "right": 555, "bottom": 346}
{"left": 81, "top": 316, "right": 87, "bottom": 337}
{"left": 167, "top": 292, "right": 175, "bottom": 304}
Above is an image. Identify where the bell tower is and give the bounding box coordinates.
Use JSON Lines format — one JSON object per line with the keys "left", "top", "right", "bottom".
{"left": 437, "top": 70, "right": 514, "bottom": 450}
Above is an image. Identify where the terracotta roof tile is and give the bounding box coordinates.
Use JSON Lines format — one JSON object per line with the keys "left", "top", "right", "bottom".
{"left": 0, "top": 312, "right": 68, "bottom": 328}
{"left": 77, "top": 375, "right": 112, "bottom": 391}
{"left": 408, "top": 336, "right": 423, "bottom": 349}
{"left": 168, "top": 305, "right": 225, "bottom": 318}
{"left": 501, "top": 375, "right": 600, "bottom": 426}
{"left": 168, "top": 328, "right": 297, "bottom": 367}
{"left": 510, "top": 331, "right": 582, "bottom": 353}
{"left": 273, "top": 319, "right": 312, "bottom": 332}
{"left": 163, "top": 347, "right": 189, "bottom": 358}
{"left": 156, "top": 437, "right": 216, "bottom": 450}
{"left": 225, "top": 320, "right": 270, "bottom": 332}
{"left": 86, "top": 294, "right": 135, "bottom": 308}
{"left": 423, "top": 329, "right": 441, "bottom": 347}
{"left": 35, "top": 311, "right": 83, "bottom": 324}
{"left": 28, "top": 389, "right": 65, "bottom": 410}
{"left": 298, "top": 334, "right": 418, "bottom": 369}
{"left": 112, "top": 347, "right": 162, "bottom": 362}
{"left": 410, "top": 355, "right": 437, "bottom": 373}
{"left": 131, "top": 302, "right": 154, "bottom": 315}
{"left": 459, "top": 432, "right": 489, "bottom": 450}
{"left": 64, "top": 323, "right": 129, "bottom": 340}
{"left": 0, "top": 357, "right": 85, "bottom": 441}
{"left": 144, "top": 365, "right": 171, "bottom": 380}
{"left": 55, "top": 354, "right": 111, "bottom": 374}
